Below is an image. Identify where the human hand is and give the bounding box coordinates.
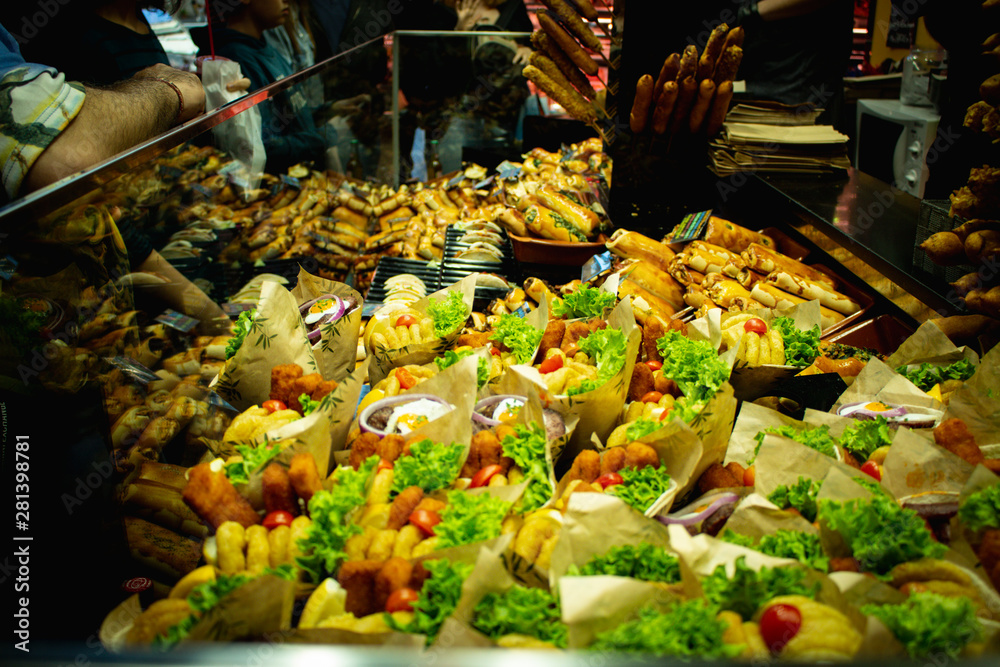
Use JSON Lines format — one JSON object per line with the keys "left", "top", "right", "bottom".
{"left": 455, "top": 0, "right": 486, "bottom": 30}
{"left": 135, "top": 63, "right": 205, "bottom": 124}
{"left": 513, "top": 45, "right": 532, "bottom": 65}
{"left": 195, "top": 56, "right": 252, "bottom": 93}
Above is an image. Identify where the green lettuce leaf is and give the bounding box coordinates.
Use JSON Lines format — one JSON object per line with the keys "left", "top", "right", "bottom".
{"left": 224, "top": 438, "right": 283, "bottom": 486}
{"left": 839, "top": 416, "right": 893, "bottom": 462}
{"left": 566, "top": 327, "right": 628, "bottom": 396}
{"left": 771, "top": 316, "right": 820, "bottom": 367}
{"left": 434, "top": 349, "right": 489, "bottom": 388}
{"left": 818, "top": 494, "right": 946, "bottom": 576}
{"left": 861, "top": 592, "right": 981, "bottom": 659}
{"left": 656, "top": 330, "right": 729, "bottom": 405}
{"left": 427, "top": 291, "right": 468, "bottom": 337}
{"left": 725, "top": 529, "right": 831, "bottom": 573}
{"left": 701, "top": 556, "right": 820, "bottom": 619}
{"left": 296, "top": 457, "right": 379, "bottom": 582}
{"left": 896, "top": 359, "right": 976, "bottom": 392}
{"left": 225, "top": 308, "right": 257, "bottom": 360}
{"left": 489, "top": 313, "right": 543, "bottom": 364}
{"left": 568, "top": 543, "right": 681, "bottom": 583}
{"left": 472, "top": 585, "right": 567, "bottom": 647}
{"left": 589, "top": 600, "right": 743, "bottom": 657}
{"left": 751, "top": 424, "right": 838, "bottom": 464}
{"left": 500, "top": 422, "right": 552, "bottom": 513}
{"left": 552, "top": 283, "right": 616, "bottom": 319}
{"left": 298, "top": 393, "right": 321, "bottom": 417}
{"left": 625, "top": 418, "right": 663, "bottom": 441}
{"left": 385, "top": 558, "right": 473, "bottom": 644}
{"left": 767, "top": 477, "right": 822, "bottom": 522}
{"left": 608, "top": 463, "right": 672, "bottom": 514}
{"left": 390, "top": 440, "right": 464, "bottom": 497}
{"left": 958, "top": 484, "right": 1000, "bottom": 533}
{"left": 435, "top": 490, "right": 511, "bottom": 550}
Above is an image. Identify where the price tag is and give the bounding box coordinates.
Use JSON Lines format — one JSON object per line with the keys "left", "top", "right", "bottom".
{"left": 668, "top": 209, "right": 713, "bottom": 244}
{"left": 155, "top": 308, "right": 199, "bottom": 333}
{"left": 222, "top": 302, "right": 255, "bottom": 318}
{"left": 104, "top": 356, "right": 159, "bottom": 384}
{"left": 581, "top": 251, "right": 612, "bottom": 284}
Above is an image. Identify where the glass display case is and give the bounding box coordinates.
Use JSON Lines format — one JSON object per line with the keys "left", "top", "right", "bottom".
{"left": 1, "top": 17, "right": 997, "bottom": 667}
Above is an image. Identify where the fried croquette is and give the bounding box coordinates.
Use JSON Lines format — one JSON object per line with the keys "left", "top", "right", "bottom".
{"left": 933, "top": 418, "right": 985, "bottom": 466}
{"left": 388, "top": 486, "right": 424, "bottom": 531}
{"left": 338, "top": 559, "right": 383, "bottom": 617}
{"left": 565, "top": 449, "right": 600, "bottom": 485}
{"left": 600, "top": 446, "right": 627, "bottom": 476}
{"left": 288, "top": 452, "right": 323, "bottom": 502}
{"left": 183, "top": 462, "right": 260, "bottom": 528}
{"left": 374, "top": 557, "right": 413, "bottom": 611}
{"left": 262, "top": 463, "right": 299, "bottom": 515}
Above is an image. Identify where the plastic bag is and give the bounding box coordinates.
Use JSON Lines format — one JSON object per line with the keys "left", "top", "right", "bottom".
{"left": 201, "top": 58, "right": 266, "bottom": 194}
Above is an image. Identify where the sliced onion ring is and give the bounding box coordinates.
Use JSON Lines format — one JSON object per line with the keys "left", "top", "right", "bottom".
{"left": 657, "top": 492, "right": 740, "bottom": 527}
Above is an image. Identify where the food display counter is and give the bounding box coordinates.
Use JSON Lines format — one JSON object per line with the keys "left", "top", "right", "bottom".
{"left": 2, "top": 7, "right": 999, "bottom": 667}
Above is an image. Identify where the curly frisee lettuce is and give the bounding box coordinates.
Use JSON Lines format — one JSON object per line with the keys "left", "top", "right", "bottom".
{"left": 427, "top": 291, "right": 468, "bottom": 337}
{"left": 552, "top": 283, "right": 616, "bottom": 320}
{"left": 489, "top": 313, "right": 543, "bottom": 364}
{"left": 566, "top": 327, "right": 628, "bottom": 396}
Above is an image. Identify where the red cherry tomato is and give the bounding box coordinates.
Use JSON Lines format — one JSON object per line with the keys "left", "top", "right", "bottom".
{"left": 378, "top": 458, "right": 394, "bottom": 472}
{"left": 538, "top": 355, "right": 564, "bottom": 374}
{"left": 744, "top": 318, "right": 768, "bottom": 334}
{"left": 395, "top": 367, "right": 418, "bottom": 390}
{"left": 595, "top": 472, "right": 624, "bottom": 489}
{"left": 395, "top": 313, "right": 419, "bottom": 328}
{"left": 262, "top": 510, "right": 294, "bottom": 530}
{"left": 760, "top": 603, "right": 802, "bottom": 654}
{"left": 409, "top": 509, "right": 441, "bottom": 536}
{"left": 640, "top": 391, "right": 663, "bottom": 404}
{"left": 489, "top": 346, "right": 501, "bottom": 356}
{"left": 860, "top": 460, "right": 882, "bottom": 482}
{"left": 470, "top": 464, "right": 504, "bottom": 488}
{"left": 262, "top": 399, "right": 286, "bottom": 413}
{"left": 645, "top": 360, "right": 663, "bottom": 371}
{"left": 385, "top": 587, "right": 419, "bottom": 613}
{"left": 743, "top": 465, "right": 756, "bottom": 488}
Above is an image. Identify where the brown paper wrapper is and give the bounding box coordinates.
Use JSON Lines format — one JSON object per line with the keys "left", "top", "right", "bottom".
{"left": 290, "top": 267, "right": 364, "bottom": 382}
{"left": 944, "top": 343, "right": 1000, "bottom": 446}
{"left": 882, "top": 425, "right": 976, "bottom": 499}
{"left": 498, "top": 298, "right": 642, "bottom": 464}
{"left": 366, "top": 274, "right": 477, "bottom": 385}
{"left": 548, "top": 492, "right": 674, "bottom": 584}
{"left": 212, "top": 280, "right": 319, "bottom": 411}
{"left": 722, "top": 492, "right": 819, "bottom": 539}
{"left": 886, "top": 319, "right": 979, "bottom": 369}
{"left": 559, "top": 575, "right": 681, "bottom": 649}
{"left": 834, "top": 357, "right": 945, "bottom": 417}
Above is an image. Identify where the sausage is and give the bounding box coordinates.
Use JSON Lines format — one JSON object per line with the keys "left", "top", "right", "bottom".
{"left": 688, "top": 79, "right": 716, "bottom": 133}
{"left": 523, "top": 65, "right": 597, "bottom": 124}
{"left": 670, "top": 75, "right": 699, "bottom": 134}
{"left": 700, "top": 23, "right": 729, "bottom": 78}
{"left": 532, "top": 30, "right": 597, "bottom": 100}
{"left": 541, "top": 0, "right": 603, "bottom": 52}
{"left": 652, "top": 53, "right": 680, "bottom": 107}
{"left": 538, "top": 10, "right": 599, "bottom": 76}
{"left": 705, "top": 80, "right": 734, "bottom": 136}
{"left": 651, "top": 80, "right": 679, "bottom": 134}
{"left": 713, "top": 45, "right": 743, "bottom": 84}
{"left": 630, "top": 74, "right": 655, "bottom": 133}
{"left": 722, "top": 25, "right": 744, "bottom": 51}
{"left": 678, "top": 44, "right": 699, "bottom": 81}
{"left": 530, "top": 51, "right": 589, "bottom": 114}
{"left": 571, "top": 0, "right": 598, "bottom": 21}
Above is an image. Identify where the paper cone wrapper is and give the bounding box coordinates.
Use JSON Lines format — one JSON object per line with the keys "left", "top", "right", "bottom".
{"left": 290, "top": 267, "right": 364, "bottom": 382}
{"left": 944, "top": 344, "right": 1000, "bottom": 446}
{"left": 548, "top": 492, "right": 674, "bottom": 584}
{"left": 886, "top": 319, "right": 979, "bottom": 368}
{"left": 744, "top": 434, "right": 865, "bottom": 500}
{"left": 212, "top": 280, "right": 319, "bottom": 411}
{"left": 882, "top": 425, "right": 976, "bottom": 499}
{"left": 834, "top": 357, "right": 944, "bottom": 416}
{"left": 723, "top": 492, "right": 819, "bottom": 539}
{"left": 100, "top": 594, "right": 145, "bottom": 652}
{"left": 559, "top": 575, "right": 681, "bottom": 649}
{"left": 366, "top": 274, "right": 477, "bottom": 385}
{"left": 499, "top": 298, "right": 642, "bottom": 464}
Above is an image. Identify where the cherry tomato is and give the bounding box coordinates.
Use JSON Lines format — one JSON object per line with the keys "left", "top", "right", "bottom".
{"left": 538, "top": 355, "right": 564, "bottom": 374}
{"left": 385, "top": 587, "right": 419, "bottom": 613}
{"left": 640, "top": 391, "right": 663, "bottom": 404}
{"left": 645, "top": 360, "right": 663, "bottom": 371}
{"left": 744, "top": 318, "right": 768, "bottom": 335}
{"left": 470, "top": 464, "right": 504, "bottom": 488}
{"left": 262, "top": 399, "right": 286, "bottom": 414}
{"left": 595, "top": 472, "right": 624, "bottom": 489}
{"left": 395, "top": 367, "right": 418, "bottom": 390}
{"left": 378, "top": 458, "right": 394, "bottom": 472}
{"left": 262, "top": 510, "right": 294, "bottom": 530}
{"left": 860, "top": 460, "right": 882, "bottom": 482}
{"left": 409, "top": 509, "right": 441, "bottom": 536}
{"left": 760, "top": 603, "right": 802, "bottom": 654}
{"left": 395, "top": 313, "right": 419, "bottom": 328}
{"left": 489, "top": 346, "right": 501, "bottom": 356}
{"left": 743, "top": 465, "right": 756, "bottom": 488}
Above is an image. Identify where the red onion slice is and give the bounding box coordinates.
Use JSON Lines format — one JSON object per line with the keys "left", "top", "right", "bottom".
{"left": 657, "top": 492, "right": 740, "bottom": 526}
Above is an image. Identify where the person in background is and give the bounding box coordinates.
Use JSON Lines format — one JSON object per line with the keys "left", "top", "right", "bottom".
{"left": 0, "top": 22, "right": 230, "bottom": 333}
{"left": 192, "top": 0, "right": 328, "bottom": 173}
{"left": 734, "top": 0, "right": 854, "bottom": 126}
